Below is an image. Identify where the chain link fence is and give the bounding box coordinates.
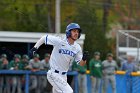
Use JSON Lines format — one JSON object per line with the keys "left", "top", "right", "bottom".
{"left": 116, "top": 30, "right": 140, "bottom": 64}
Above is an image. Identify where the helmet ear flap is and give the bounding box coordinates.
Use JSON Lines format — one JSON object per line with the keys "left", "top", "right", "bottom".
{"left": 77, "top": 29, "right": 81, "bottom": 39}
{"left": 66, "top": 30, "right": 71, "bottom": 38}
{"left": 78, "top": 32, "right": 81, "bottom": 39}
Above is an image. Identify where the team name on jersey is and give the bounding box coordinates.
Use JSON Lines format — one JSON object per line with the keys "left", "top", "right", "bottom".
{"left": 59, "top": 49, "right": 76, "bottom": 57}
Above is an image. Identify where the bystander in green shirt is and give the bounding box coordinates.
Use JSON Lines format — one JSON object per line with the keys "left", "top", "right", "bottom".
{"left": 21, "top": 55, "right": 29, "bottom": 70}
{"left": 9, "top": 60, "right": 23, "bottom": 70}
{"left": 72, "top": 61, "right": 87, "bottom": 74}
{"left": 89, "top": 58, "right": 102, "bottom": 78}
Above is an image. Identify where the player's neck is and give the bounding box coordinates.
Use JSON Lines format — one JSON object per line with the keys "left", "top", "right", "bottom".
{"left": 67, "top": 38, "right": 75, "bottom": 45}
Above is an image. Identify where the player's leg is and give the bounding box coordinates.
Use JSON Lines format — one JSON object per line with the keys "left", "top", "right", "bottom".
{"left": 102, "top": 76, "right": 109, "bottom": 93}
{"left": 47, "top": 70, "right": 73, "bottom": 93}
{"left": 110, "top": 75, "right": 116, "bottom": 93}
{"left": 78, "top": 74, "right": 82, "bottom": 93}
{"left": 52, "top": 86, "right": 64, "bottom": 93}
{"left": 92, "top": 77, "right": 97, "bottom": 93}
{"left": 0, "top": 76, "right": 4, "bottom": 93}
{"left": 82, "top": 74, "right": 87, "bottom": 93}
{"left": 96, "top": 78, "right": 102, "bottom": 93}
{"left": 17, "top": 77, "right": 22, "bottom": 93}
{"left": 6, "top": 76, "right": 11, "bottom": 93}
{"left": 29, "top": 76, "right": 37, "bottom": 91}
{"left": 11, "top": 77, "right": 17, "bottom": 93}
{"left": 51, "top": 82, "right": 73, "bottom": 93}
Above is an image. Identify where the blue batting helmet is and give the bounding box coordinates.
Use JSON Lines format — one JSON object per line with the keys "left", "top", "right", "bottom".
{"left": 66, "top": 23, "right": 82, "bottom": 39}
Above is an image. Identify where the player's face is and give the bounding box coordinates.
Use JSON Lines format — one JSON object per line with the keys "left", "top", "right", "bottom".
{"left": 14, "top": 58, "right": 20, "bottom": 62}
{"left": 45, "top": 56, "right": 50, "bottom": 62}
{"left": 70, "top": 29, "right": 79, "bottom": 40}
{"left": 107, "top": 56, "right": 113, "bottom": 62}
{"left": 95, "top": 55, "right": 100, "bottom": 60}
{"left": 33, "top": 57, "right": 39, "bottom": 62}
{"left": 22, "top": 58, "right": 28, "bottom": 62}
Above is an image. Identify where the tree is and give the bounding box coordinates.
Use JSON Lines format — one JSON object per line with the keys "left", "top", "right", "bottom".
{"left": 0, "top": 0, "right": 55, "bottom": 32}
{"left": 74, "top": 3, "right": 108, "bottom": 60}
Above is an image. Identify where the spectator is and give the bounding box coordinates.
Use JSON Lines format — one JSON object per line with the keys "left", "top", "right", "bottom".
{"left": 40, "top": 53, "right": 50, "bottom": 71}
{"left": 28, "top": 54, "right": 42, "bottom": 93}
{"left": 121, "top": 55, "right": 137, "bottom": 93}
{"left": 102, "top": 53, "right": 118, "bottom": 93}
{"left": 121, "top": 55, "right": 137, "bottom": 74}
{"left": 21, "top": 54, "right": 30, "bottom": 92}
{"left": 89, "top": 51, "right": 102, "bottom": 93}
{"left": 21, "top": 54, "right": 29, "bottom": 70}
{"left": 0, "top": 54, "right": 10, "bottom": 93}
{"left": 73, "top": 61, "right": 87, "bottom": 93}
{"left": 0, "top": 54, "right": 9, "bottom": 69}
{"left": 9, "top": 54, "right": 22, "bottom": 93}
{"left": 40, "top": 53, "right": 51, "bottom": 93}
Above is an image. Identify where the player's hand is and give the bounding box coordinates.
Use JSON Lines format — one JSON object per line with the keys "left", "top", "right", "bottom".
{"left": 82, "top": 51, "right": 89, "bottom": 61}
{"left": 29, "top": 47, "right": 38, "bottom": 58}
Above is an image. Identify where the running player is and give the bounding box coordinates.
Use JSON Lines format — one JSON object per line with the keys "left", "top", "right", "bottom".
{"left": 30, "top": 23, "right": 88, "bottom": 93}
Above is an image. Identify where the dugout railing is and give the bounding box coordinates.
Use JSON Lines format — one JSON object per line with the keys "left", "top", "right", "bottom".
{"left": 1, "top": 70, "right": 140, "bottom": 93}
{"left": 0, "top": 70, "right": 79, "bottom": 93}
{"left": 87, "top": 71, "right": 140, "bottom": 93}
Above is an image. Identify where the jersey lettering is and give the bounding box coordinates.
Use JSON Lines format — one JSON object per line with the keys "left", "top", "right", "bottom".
{"left": 59, "top": 49, "right": 76, "bottom": 57}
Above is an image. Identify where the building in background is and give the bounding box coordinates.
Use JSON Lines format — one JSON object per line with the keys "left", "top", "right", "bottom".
{"left": 0, "top": 31, "right": 85, "bottom": 60}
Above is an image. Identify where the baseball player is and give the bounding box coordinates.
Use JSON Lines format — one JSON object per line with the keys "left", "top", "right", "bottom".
{"left": 30, "top": 23, "right": 89, "bottom": 93}
{"left": 102, "top": 53, "right": 118, "bottom": 93}
{"left": 28, "top": 54, "right": 41, "bottom": 93}
{"left": 89, "top": 51, "right": 102, "bottom": 93}
{"left": 9, "top": 54, "right": 22, "bottom": 93}
{"left": 40, "top": 53, "right": 51, "bottom": 93}
{"left": 0, "top": 54, "right": 10, "bottom": 93}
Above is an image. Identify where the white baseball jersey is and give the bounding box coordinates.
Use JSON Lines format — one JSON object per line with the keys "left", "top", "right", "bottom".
{"left": 34, "top": 34, "right": 83, "bottom": 72}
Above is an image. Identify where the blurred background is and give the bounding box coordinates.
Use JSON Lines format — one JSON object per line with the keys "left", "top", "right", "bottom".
{"left": 0, "top": 0, "right": 140, "bottom": 59}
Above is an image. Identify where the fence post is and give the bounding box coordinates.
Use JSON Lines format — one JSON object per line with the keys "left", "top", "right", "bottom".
{"left": 25, "top": 71, "right": 29, "bottom": 93}
{"left": 74, "top": 72, "right": 79, "bottom": 93}
{"left": 87, "top": 74, "right": 91, "bottom": 93}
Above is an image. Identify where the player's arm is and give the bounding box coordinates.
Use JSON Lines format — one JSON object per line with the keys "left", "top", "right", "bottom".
{"left": 29, "top": 35, "right": 60, "bottom": 57}
{"left": 29, "top": 35, "right": 46, "bottom": 57}
{"left": 79, "top": 51, "right": 89, "bottom": 66}
{"left": 79, "top": 60, "right": 86, "bottom": 66}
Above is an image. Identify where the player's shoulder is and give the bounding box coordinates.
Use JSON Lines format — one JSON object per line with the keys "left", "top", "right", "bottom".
{"left": 102, "top": 60, "right": 107, "bottom": 64}
{"left": 29, "top": 59, "right": 35, "bottom": 63}
{"left": 47, "top": 34, "right": 62, "bottom": 40}
{"left": 112, "top": 60, "right": 117, "bottom": 63}
{"left": 74, "top": 42, "right": 81, "bottom": 48}
{"left": 40, "top": 59, "right": 45, "bottom": 63}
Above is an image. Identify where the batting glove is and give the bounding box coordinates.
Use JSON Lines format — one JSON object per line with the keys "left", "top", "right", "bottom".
{"left": 29, "top": 47, "right": 38, "bottom": 58}
{"left": 82, "top": 51, "right": 89, "bottom": 61}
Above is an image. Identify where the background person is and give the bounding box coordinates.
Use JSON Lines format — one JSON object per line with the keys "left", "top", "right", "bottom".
{"left": 102, "top": 53, "right": 118, "bottom": 93}
{"left": 40, "top": 53, "right": 51, "bottom": 93}
{"left": 121, "top": 55, "right": 137, "bottom": 93}
{"left": 9, "top": 54, "right": 22, "bottom": 93}
{"left": 73, "top": 61, "right": 87, "bottom": 93}
{"left": 0, "top": 54, "right": 10, "bottom": 93}
{"left": 121, "top": 55, "right": 137, "bottom": 74}
{"left": 28, "top": 54, "right": 42, "bottom": 93}
{"left": 89, "top": 51, "right": 102, "bottom": 93}
{"left": 21, "top": 54, "right": 30, "bottom": 70}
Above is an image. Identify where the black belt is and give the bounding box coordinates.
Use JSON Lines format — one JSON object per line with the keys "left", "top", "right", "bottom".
{"left": 54, "top": 70, "right": 67, "bottom": 75}
{"left": 107, "top": 73, "right": 114, "bottom": 75}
